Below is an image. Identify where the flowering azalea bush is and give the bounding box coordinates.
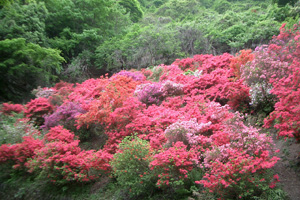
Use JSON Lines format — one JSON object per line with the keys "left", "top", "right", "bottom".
{"left": 198, "top": 148, "right": 280, "bottom": 199}
{"left": 164, "top": 119, "right": 212, "bottom": 147}
{"left": 134, "top": 80, "right": 184, "bottom": 107}
{"left": 158, "top": 64, "right": 189, "bottom": 83}
{"left": 28, "top": 126, "right": 112, "bottom": 185}
{"left": 173, "top": 57, "right": 196, "bottom": 71}
{"left": 116, "top": 70, "right": 146, "bottom": 82}
{"left": 160, "top": 80, "right": 184, "bottom": 97}
{"left": 264, "top": 23, "right": 300, "bottom": 141}
{"left": 184, "top": 68, "right": 250, "bottom": 111}
{"left": 44, "top": 125, "right": 77, "bottom": 143}
{"left": 24, "top": 97, "right": 53, "bottom": 125}
{"left": 43, "top": 102, "right": 86, "bottom": 129}
{"left": 140, "top": 68, "right": 153, "bottom": 79}
{"left": 173, "top": 53, "right": 232, "bottom": 73}
{"left": 1, "top": 103, "right": 24, "bottom": 115}
{"left": 264, "top": 66, "right": 300, "bottom": 140}
{"left": 124, "top": 104, "right": 181, "bottom": 148}
{"left": 150, "top": 142, "right": 198, "bottom": 190}
{"left": 229, "top": 49, "right": 254, "bottom": 79}
{"left": 197, "top": 117, "right": 280, "bottom": 199}
{"left": 66, "top": 78, "right": 107, "bottom": 105}
{"left": 48, "top": 81, "right": 74, "bottom": 106}
{"left": 241, "top": 45, "right": 289, "bottom": 108}
{"left": 0, "top": 136, "right": 44, "bottom": 170}
{"left": 107, "top": 97, "right": 145, "bottom": 132}
{"left": 240, "top": 23, "right": 299, "bottom": 116}
{"left": 134, "top": 82, "right": 163, "bottom": 106}
{"left": 76, "top": 75, "right": 139, "bottom": 128}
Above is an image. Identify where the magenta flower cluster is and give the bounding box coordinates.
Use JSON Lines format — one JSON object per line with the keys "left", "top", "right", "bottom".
{"left": 134, "top": 80, "right": 184, "bottom": 106}
{"left": 43, "top": 102, "right": 86, "bottom": 130}
{"left": 116, "top": 70, "right": 146, "bottom": 82}
{"left": 134, "top": 83, "right": 163, "bottom": 106}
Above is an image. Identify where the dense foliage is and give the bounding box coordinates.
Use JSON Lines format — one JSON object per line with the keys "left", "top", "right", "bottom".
{"left": 1, "top": 0, "right": 299, "bottom": 102}
{"left": 0, "top": 38, "right": 64, "bottom": 102}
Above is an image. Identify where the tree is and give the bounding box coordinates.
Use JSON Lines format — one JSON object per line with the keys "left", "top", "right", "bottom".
{"left": 155, "top": 0, "right": 202, "bottom": 20}
{"left": 212, "top": 0, "right": 231, "bottom": 14}
{"left": 175, "top": 21, "right": 209, "bottom": 56}
{"left": 0, "top": 38, "right": 64, "bottom": 102}
{"left": 39, "top": 0, "right": 131, "bottom": 73}
{"left": 95, "top": 20, "right": 182, "bottom": 71}
{"left": 119, "top": 0, "right": 144, "bottom": 23}
{"left": 0, "top": 0, "right": 35, "bottom": 7}
{"left": 272, "top": 0, "right": 297, "bottom": 6}
{"left": 0, "top": 2, "right": 48, "bottom": 46}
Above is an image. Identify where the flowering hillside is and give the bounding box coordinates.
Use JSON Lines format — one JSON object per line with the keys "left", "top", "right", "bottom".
{"left": 1, "top": 22, "right": 300, "bottom": 200}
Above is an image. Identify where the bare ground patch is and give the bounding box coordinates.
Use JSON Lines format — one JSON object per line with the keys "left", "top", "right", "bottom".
{"left": 271, "top": 132, "right": 300, "bottom": 200}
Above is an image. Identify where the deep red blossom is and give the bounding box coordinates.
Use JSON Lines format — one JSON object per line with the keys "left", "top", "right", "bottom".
{"left": 28, "top": 127, "right": 112, "bottom": 183}
{"left": 44, "top": 125, "right": 77, "bottom": 143}
{"left": 0, "top": 136, "right": 44, "bottom": 170}
{"left": 198, "top": 148, "right": 279, "bottom": 198}
{"left": 24, "top": 97, "right": 53, "bottom": 125}
{"left": 150, "top": 142, "right": 197, "bottom": 187}
{"left": 264, "top": 22, "right": 300, "bottom": 140}
{"left": 76, "top": 75, "right": 139, "bottom": 128}
{"left": 1, "top": 103, "right": 24, "bottom": 115}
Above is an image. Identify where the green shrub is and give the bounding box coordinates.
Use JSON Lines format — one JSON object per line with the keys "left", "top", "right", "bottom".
{"left": 0, "top": 113, "right": 39, "bottom": 145}
{"left": 110, "top": 135, "right": 156, "bottom": 197}
{"left": 148, "top": 66, "right": 163, "bottom": 82}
